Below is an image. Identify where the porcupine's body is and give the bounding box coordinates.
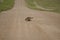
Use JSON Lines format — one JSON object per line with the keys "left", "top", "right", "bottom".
{"left": 25, "top": 17, "right": 33, "bottom": 21}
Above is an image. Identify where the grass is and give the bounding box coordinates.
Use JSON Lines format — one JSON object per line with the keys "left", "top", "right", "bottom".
{"left": 25, "top": 0, "right": 60, "bottom": 13}
{"left": 0, "top": 0, "right": 14, "bottom": 12}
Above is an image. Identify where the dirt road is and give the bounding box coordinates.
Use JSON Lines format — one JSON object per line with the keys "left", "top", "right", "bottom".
{"left": 0, "top": 0, "right": 60, "bottom": 40}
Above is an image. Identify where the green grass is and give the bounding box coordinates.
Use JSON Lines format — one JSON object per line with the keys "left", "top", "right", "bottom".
{"left": 0, "top": 0, "right": 14, "bottom": 12}
{"left": 25, "top": 0, "right": 60, "bottom": 13}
